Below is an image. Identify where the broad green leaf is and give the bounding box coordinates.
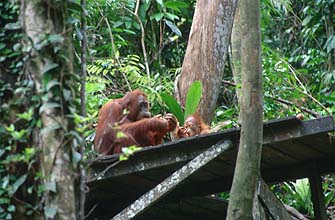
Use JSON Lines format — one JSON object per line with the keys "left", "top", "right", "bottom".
{"left": 48, "top": 34, "right": 64, "bottom": 44}
{"left": 40, "top": 124, "right": 61, "bottom": 135}
{"left": 46, "top": 80, "right": 60, "bottom": 91}
{"left": 8, "top": 205, "right": 15, "bottom": 212}
{"left": 0, "top": 149, "right": 5, "bottom": 157}
{"left": 4, "top": 22, "right": 20, "bottom": 30}
{"left": 165, "top": 1, "right": 188, "bottom": 11}
{"left": 150, "top": 12, "right": 164, "bottom": 22}
{"left": 44, "top": 207, "right": 57, "bottom": 218}
{"left": 39, "top": 102, "right": 60, "bottom": 114}
{"left": 63, "top": 89, "right": 71, "bottom": 101}
{"left": 155, "top": 0, "right": 164, "bottom": 7}
{"left": 184, "top": 81, "right": 202, "bottom": 118}
{"left": 160, "top": 92, "right": 184, "bottom": 125}
{"left": 45, "top": 180, "right": 56, "bottom": 193}
{"left": 42, "top": 60, "right": 59, "bottom": 75}
{"left": 10, "top": 174, "right": 27, "bottom": 196}
{"left": 165, "top": 12, "right": 179, "bottom": 21}
{"left": 165, "top": 20, "right": 182, "bottom": 36}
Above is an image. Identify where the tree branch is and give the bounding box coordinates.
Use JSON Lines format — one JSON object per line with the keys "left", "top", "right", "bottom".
{"left": 222, "top": 80, "right": 320, "bottom": 118}
{"left": 123, "top": 4, "right": 151, "bottom": 79}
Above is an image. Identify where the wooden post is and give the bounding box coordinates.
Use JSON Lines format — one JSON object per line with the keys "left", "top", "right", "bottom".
{"left": 309, "top": 163, "right": 327, "bottom": 220}
{"left": 257, "top": 178, "right": 291, "bottom": 220}
{"left": 112, "top": 140, "right": 232, "bottom": 220}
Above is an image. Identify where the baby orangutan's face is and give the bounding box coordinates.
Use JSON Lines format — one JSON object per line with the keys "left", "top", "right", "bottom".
{"left": 184, "top": 116, "right": 201, "bottom": 136}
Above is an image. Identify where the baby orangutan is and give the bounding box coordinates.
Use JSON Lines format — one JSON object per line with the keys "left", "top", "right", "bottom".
{"left": 176, "top": 113, "right": 210, "bottom": 138}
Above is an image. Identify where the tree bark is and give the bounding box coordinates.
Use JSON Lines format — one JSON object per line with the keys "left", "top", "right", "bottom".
{"left": 230, "top": 1, "right": 242, "bottom": 123}
{"left": 176, "top": 0, "right": 237, "bottom": 124}
{"left": 226, "top": 0, "right": 263, "bottom": 218}
{"left": 21, "top": 1, "right": 76, "bottom": 219}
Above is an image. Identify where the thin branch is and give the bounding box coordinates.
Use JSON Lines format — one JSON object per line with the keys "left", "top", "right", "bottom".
{"left": 222, "top": 80, "right": 320, "bottom": 118}
{"left": 80, "top": 0, "right": 87, "bottom": 117}
{"left": 279, "top": 57, "right": 332, "bottom": 116}
{"left": 123, "top": 4, "right": 151, "bottom": 79}
{"left": 86, "top": 160, "right": 122, "bottom": 182}
{"left": 79, "top": 2, "right": 88, "bottom": 219}
{"left": 95, "top": 3, "right": 132, "bottom": 91}
{"left": 134, "top": 0, "right": 140, "bottom": 15}
{"left": 84, "top": 204, "right": 98, "bottom": 219}
{"left": 271, "top": 96, "right": 319, "bottom": 118}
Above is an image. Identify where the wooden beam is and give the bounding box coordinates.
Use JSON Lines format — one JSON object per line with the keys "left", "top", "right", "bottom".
{"left": 252, "top": 186, "right": 267, "bottom": 220}
{"left": 257, "top": 178, "right": 291, "bottom": 220}
{"left": 309, "top": 162, "right": 327, "bottom": 220}
{"left": 111, "top": 140, "right": 232, "bottom": 220}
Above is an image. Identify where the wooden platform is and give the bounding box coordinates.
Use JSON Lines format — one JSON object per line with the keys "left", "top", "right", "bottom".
{"left": 85, "top": 116, "right": 335, "bottom": 219}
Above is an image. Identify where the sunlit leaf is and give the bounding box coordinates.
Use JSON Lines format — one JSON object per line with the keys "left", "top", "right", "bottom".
{"left": 184, "top": 81, "right": 202, "bottom": 118}
{"left": 160, "top": 92, "right": 184, "bottom": 125}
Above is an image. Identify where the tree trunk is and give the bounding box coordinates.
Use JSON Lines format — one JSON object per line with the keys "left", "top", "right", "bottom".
{"left": 226, "top": 0, "right": 263, "bottom": 218}
{"left": 20, "top": 1, "right": 76, "bottom": 219}
{"left": 176, "top": 0, "right": 237, "bottom": 124}
{"left": 230, "top": 1, "right": 241, "bottom": 105}
{"left": 230, "top": 1, "right": 242, "bottom": 123}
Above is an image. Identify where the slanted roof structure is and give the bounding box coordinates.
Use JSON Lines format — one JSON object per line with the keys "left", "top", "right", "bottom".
{"left": 85, "top": 116, "right": 335, "bottom": 220}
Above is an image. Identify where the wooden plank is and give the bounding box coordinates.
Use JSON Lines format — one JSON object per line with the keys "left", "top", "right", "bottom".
{"left": 253, "top": 188, "right": 267, "bottom": 220}
{"left": 263, "top": 158, "right": 335, "bottom": 183}
{"left": 298, "top": 134, "right": 335, "bottom": 155}
{"left": 270, "top": 139, "right": 324, "bottom": 161}
{"left": 111, "top": 140, "right": 232, "bottom": 220}
{"left": 309, "top": 162, "right": 327, "bottom": 220}
{"left": 263, "top": 116, "right": 334, "bottom": 145}
{"left": 261, "top": 144, "right": 298, "bottom": 166}
{"left": 257, "top": 178, "right": 292, "bottom": 220}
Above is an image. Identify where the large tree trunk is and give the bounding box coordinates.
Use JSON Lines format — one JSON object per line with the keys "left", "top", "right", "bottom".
{"left": 226, "top": 0, "right": 263, "bottom": 218}
{"left": 21, "top": 1, "right": 76, "bottom": 219}
{"left": 230, "top": 2, "right": 241, "bottom": 106}
{"left": 176, "top": 0, "right": 237, "bottom": 124}
{"left": 230, "top": 2, "right": 242, "bottom": 123}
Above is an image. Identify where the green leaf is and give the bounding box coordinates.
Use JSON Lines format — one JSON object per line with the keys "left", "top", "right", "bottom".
{"left": 4, "top": 22, "right": 20, "bottom": 30}
{"left": 150, "top": 12, "right": 164, "bottom": 22}
{"left": 302, "top": 15, "right": 312, "bottom": 26}
{"left": 0, "top": 149, "right": 5, "bottom": 157}
{"left": 46, "top": 80, "right": 60, "bottom": 91}
{"left": 42, "top": 60, "right": 59, "bottom": 75}
{"left": 160, "top": 92, "right": 184, "bottom": 125}
{"left": 165, "top": 20, "right": 181, "bottom": 36}
{"left": 116, "top": 131, "right": 127, "bottom": 138}
{"left": 165, "top": 12, "right": 179, "bottom": 20}
{"left": 184, "top": 80, "right": 202, "bottom": 118}
{"left": 155, "top": 0, "right": 164, "bottom": 7}
{"left": 39, "top": 102, "right": 60, "bottom": 114}
{"left": 10, "top": 174, "right": 27, "bottom": 196}
{"left": 45, "top": 180, "right": 56, "bottom": 193}
{"left": 7, "top": 205, "right": 15, "bottom": 212}
{"left": 63, "top": 89, "right": 71, "bottom": 101}
{"left": 40, "top": 124, "right": 61, "bottom": 135}
{"left": 48, "top": 34, "right": 64, "bottom": 45}
{"left": 165, "top": 1, "right": 188, "bottom": 11}
{"left": 44, "top": 207, "right": 57, "bottom": 218}
{"left": 72, "top": 149, "right": 82, "bottom": 165}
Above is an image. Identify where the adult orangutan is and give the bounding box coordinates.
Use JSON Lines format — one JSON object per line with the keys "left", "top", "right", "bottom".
{"left": 176, "top": 113, "right": 210, "bottom": 138}
{"left": 94, "top": 89, "right": 177, "bottom": 155}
